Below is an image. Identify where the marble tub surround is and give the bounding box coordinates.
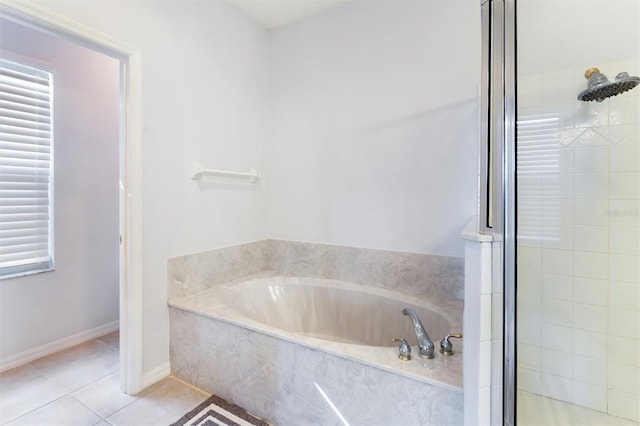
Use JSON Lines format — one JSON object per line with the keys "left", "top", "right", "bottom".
{"left": 169, "top": 276, "right": 463, "bottom": 390}
{"left": 267, "top": 240, "right": 465, "bottom": 300}
{"left": 170, "top": 305, "right": 464, "bottom": 425}
{"left": 168, "top": 239, "right": 464, "bottom": 301}
{"left": 167, "top": 240, "right": 268, "bottom": 299}
{"left": 168, "top": 244, "right": 464, "bottom": 424}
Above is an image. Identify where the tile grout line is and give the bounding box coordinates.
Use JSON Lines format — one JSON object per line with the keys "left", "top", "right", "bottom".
{"left": 96, "top": 382, "right": 144, "bottom": 424}
{"left": 2, "top": 392, "right": 70, "bottom": 426}
{"left": 3, "top": 339, "right": 210, "bottom": 426}
{"left": 1, "top": 335, "right": 121, "bottom": 426}
{"left": 6, "top": 363, "right": 119, "bottom": 424}
{"left": 70, "top": 393, "right": 112, "bottom": 422}
{"left": 69, "top": 369, "right": 142, "bottom": 422}
{"left": 0, "top": 362, "right": 66, "bottom": 424}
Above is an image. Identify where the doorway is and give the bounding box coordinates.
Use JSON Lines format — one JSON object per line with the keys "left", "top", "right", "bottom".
{"left": 0, "top": 2, "right": 142, "bottom": 394}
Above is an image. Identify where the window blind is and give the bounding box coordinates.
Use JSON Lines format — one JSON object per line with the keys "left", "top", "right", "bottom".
{"left": 0, "top": 58, "right": 54, "bottom": 278}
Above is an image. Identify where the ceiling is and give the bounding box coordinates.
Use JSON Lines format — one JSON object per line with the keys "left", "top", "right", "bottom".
{"left": 229, "top": 0, "right": 352, "bottom": 30}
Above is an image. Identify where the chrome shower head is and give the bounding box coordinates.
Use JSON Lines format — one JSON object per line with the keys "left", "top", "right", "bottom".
{"left": 578, "top": 67, "right": 640, "bottom": 102}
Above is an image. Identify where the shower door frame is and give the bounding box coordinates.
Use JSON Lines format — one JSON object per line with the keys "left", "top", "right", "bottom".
{"left": 502, "top": 0, "right": 517, "bottom": 423}
{"left": 480, "top": 0, "right": 517, "bottom": 424}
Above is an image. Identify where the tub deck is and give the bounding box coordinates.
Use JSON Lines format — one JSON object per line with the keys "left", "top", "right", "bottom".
{"left": 169, "top": 275, "right": 463, "bottom": 390}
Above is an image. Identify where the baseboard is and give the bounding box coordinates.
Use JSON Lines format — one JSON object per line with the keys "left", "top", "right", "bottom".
{"left": 142, "top": 361, "right": 171, "bottom": 389}
{"left": 0, "top": 320, "right": 119, "bottom": 373}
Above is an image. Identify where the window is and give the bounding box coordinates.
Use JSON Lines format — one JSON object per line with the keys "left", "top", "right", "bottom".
{"left": 0, "top": 58, "right": 54, "bottom": 278}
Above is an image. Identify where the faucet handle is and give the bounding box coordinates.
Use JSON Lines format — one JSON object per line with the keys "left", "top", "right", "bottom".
{"left": 440, "top": 333, "right": 463, "bottom": 356}
{"left": 392, "top": 338, "right": 412, "bottom": 361}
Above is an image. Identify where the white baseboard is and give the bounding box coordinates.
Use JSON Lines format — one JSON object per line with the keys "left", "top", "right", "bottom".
{"left": 142, "top": 361, "right": 171, "bottom": 389}
{"left": 0, "top": 320, "right": 119, "bottom": 373}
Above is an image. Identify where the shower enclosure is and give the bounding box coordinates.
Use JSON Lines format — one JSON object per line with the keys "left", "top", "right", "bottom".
{"left": 484, "top": 0, "right": 640, "bottom": 424}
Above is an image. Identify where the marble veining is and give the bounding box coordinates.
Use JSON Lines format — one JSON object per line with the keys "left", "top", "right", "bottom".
{"left": 267, "top": 240, "right": 465, "bottom": 300}
{"left": 168, "top": 239, "right": 464, "bottom": 301}
{"left": 169, "top": 276, "right": 463, "bottom": 390}
{"left": 167, "top": 240, "right": 268, "bottom": 299}
{"left": 170, "top": 306, "right": 463, "bottom": 425}
{"left": 168, "top": 241, "right": 465, "bottom": 424}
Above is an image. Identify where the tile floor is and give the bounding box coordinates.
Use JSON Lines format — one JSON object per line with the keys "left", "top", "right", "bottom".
{"left": 517, "top": 391, "right": 639, "bottom": 426}
{"left": 0, "top": 332, "right": 210, "bottom": 426}
{"left": 9, "top": 335, "right": 638, "bottom": 426}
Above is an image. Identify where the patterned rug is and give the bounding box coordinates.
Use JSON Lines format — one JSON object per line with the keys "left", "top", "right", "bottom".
{"left": 171, "top": 394, "right": 270, "bottom": 426}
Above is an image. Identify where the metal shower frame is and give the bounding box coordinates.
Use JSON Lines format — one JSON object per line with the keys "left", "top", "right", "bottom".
{"left": 479, "top": 0, "right": 517, "bottom": 424}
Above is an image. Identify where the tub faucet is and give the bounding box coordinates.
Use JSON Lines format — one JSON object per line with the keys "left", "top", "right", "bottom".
{"left": 402, "top": 308, "right": 435, "bottom": 359}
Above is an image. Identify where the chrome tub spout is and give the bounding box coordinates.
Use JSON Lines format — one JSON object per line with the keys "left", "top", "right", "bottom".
{"left": 402, "top": 308, "right": 435, "bottom": 359}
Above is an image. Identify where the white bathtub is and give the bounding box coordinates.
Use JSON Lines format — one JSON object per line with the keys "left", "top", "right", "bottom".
{"left": 169, "top": 275, "right": 464, "bottom": 424}
{"left": 225, "top": 278, "right": 452, "bottom": 348}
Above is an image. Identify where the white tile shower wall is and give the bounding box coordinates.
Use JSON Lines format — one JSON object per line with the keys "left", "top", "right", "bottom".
{"left": 462, "top": 220, "right": 494, "bottom": 425}
{"left": 516, "top": 59, "right": 640, "bottom": 422}
{"left": 490, "top": 242, "right": 504, "bottom": 425}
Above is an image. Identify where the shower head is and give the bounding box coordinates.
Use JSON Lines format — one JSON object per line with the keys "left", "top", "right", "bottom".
{"left": 577, "top": 67, "right": 640, "bottom": 102}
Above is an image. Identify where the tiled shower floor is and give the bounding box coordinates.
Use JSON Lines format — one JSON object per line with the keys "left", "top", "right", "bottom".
{"left": 0, "top": 332, "right": 210, "bottom": 425}
{"left": 517, "top": 391, "right": 639, "bottom": 425}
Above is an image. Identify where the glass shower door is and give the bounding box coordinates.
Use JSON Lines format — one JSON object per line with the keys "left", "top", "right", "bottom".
{"left": 515, "top": 1, "right": 640, "bottom": 423}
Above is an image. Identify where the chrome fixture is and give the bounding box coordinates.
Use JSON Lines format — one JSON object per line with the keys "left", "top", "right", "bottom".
{"left": 577, "top": 68, "right": 640, "bottom": 102}
{"left": 401, "top": 308, "right": 435, "bottom": 359}
{"left": 391, "top": 338, "right": 412, "bottom": 361}
{"left": 439, "top": 333, "right": 463, "bottom": 356}
{"left": 481, "top": 0, "right": 517, "bottom": 423}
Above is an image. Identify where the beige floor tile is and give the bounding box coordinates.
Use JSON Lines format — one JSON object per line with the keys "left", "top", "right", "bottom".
{"left": 72, "top": 373, "right": 138, "bottom": 418}
{"left": 106, "top": 377, "right": 209, "bottom": 426}
{"left": 30, "top": 340, "right": 110, "bottom": 373}
{"left": 5, "top": 395, "right": 101, "bottom": 426}
{"left": 0, "top": 364, "right": 38, "bottom": 384}
{"left": 41, "top": 347, "right": 119, "bottom": 393}
{"left": 97, "top": 332, "right": 119, "bottom": 350}
{"left": 2, "top": 338, "right": 211, "bottom": 426}
{"left": 0, "top": 364, "right": 67, "bottom": 424}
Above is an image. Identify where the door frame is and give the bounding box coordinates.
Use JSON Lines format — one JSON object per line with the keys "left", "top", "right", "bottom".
{"left": 0, "top": 0, "right": 144, "bottom": 394}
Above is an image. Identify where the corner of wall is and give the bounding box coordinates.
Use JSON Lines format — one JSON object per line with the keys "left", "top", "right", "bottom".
{"left": 141, "top": 361, "right": 171, "bottom": 390}
{"left": 462, "top": 221, "right": 495, "bottom": 425}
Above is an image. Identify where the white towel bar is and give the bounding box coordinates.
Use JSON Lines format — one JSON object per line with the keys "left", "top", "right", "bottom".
{"left": 191, "top": 162, "right": 261, "bottom": 183}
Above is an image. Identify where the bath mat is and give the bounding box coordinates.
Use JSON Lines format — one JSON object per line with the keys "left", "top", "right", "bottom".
{"left": 170, "top": 393, "right": 270, "bottom": 426}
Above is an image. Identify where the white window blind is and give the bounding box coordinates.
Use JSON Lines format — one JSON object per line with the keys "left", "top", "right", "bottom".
{"left": 0, "top": 58, "right": 54, "bottom": 278}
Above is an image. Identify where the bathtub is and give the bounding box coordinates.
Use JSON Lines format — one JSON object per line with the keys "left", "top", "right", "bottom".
{"left": 169, "top": 275, "right": 464, "bottom": 424}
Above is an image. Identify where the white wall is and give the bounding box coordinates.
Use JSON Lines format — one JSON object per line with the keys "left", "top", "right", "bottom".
{"left": 518, "top": 0, "right": 640, "bottom": 76}
{"left": 21, "top": 0, "right": 271, "bottom": 373}
{"left": 13, "top": 0, "right": 480, "bottom": 378}
{"left": 0, "top": 19, "right": 120, "bottom": 361}
{"left": 267, "top": 0, "right": 480, "bottom": 257}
